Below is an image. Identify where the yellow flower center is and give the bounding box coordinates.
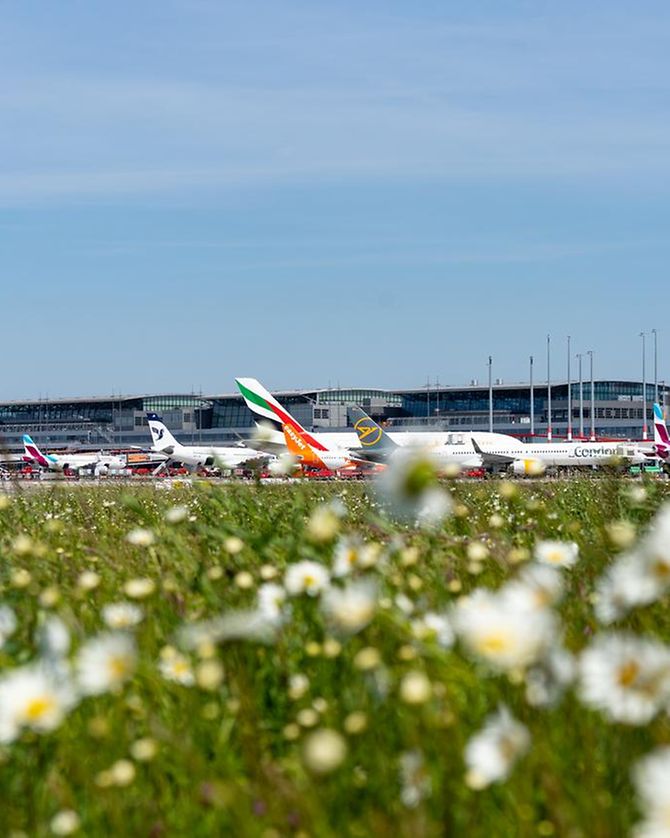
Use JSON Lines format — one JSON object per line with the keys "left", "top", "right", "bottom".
{"left": 304, "top": 575, "right": 316, "bottom": 588}
{"left": 617, "top": 660, "right": 640, "bottom": 687}
{"left": 108, "top": 655, "right": 131, "bottom": 680}
{"left": 477, "top": 632, "right": 512, "bottom": 655}
{"left": 651, "top": 558, "right": 670, "bottom": 578}
{"left": 25, "top": 695, "right": 56, "bottom": 722}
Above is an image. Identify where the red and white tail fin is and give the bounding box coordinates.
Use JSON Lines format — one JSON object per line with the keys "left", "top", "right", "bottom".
{"left": 236, "top": 378, "right": 327, "bottom": 451}
{"left": 22, "top": 434, "right": 56, "bottom": 468}
{"left": 653, "top": 403, "right": 670, "bottom": 460}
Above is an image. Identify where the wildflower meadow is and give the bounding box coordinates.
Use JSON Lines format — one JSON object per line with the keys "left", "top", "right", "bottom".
{"left": 1, "top": 473, "right": 670, "bottom": 836}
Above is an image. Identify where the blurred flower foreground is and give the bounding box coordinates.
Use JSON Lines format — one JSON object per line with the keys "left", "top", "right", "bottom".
{"left": 0, "top": 467, "right": 670, "bottom": 835}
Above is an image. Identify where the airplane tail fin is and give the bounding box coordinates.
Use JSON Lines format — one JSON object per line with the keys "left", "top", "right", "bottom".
{"left": 653, "top": 403, "right": 670, "bottom": 459}
{"left": 146, "top": 413, "right": 180, "bottom": 453}
{"left": 22, "top": 434, "right": 51, "bottom": 467}
{"left": 350, "top": 407, "right": 398, "bottom": 452}
{"left": 282, "top": 423, "right": 323, "bottom": 468}
{"left": 235, "top": 377, "right": 327, "bottom": 451}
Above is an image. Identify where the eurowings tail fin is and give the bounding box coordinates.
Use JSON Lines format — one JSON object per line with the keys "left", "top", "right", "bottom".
{"left": 22, "top": 434, "right": 53, "bottom": 468}
{"left": 653, "top": 403, "right": 670, "bottom": 460}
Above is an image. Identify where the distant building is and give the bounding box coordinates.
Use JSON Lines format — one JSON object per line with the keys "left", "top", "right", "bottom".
{"left": 0, "top": 380, "right": 666, "bottom": 452}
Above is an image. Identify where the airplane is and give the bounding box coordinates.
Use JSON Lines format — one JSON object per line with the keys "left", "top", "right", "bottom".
{"left": 349, "top": 406, "right": 483, "bottom": 471}
{"left": 22, "top": 435, "right": 127, "bottom": 474}
{"left": 236, "top": 378, "right": 649, "bottom": 474}
{"left": 146, "top": 413, "right": 267, "bottom": 471}
{"left": 469, "top": 435, "right": 647, "bottom": 475}
{"left": 235, "top": 377, "right": 505, "bottom": 454}
{"left": 281, "top": 422, "right": 379, "bottom": 474}
{"left": 652, "top": 402, "right": 670, "bottom": 463}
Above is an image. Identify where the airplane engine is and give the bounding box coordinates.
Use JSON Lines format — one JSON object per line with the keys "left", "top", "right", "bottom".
{"left": 94, "top": 464, "right": 109, "bottom": 477}
{"left": 511, "top": 459, "right": 546, "bottom": 476}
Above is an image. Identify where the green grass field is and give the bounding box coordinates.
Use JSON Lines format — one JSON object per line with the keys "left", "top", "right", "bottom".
{"left": 1, "top": 476, "right": 670, "bottom": 836}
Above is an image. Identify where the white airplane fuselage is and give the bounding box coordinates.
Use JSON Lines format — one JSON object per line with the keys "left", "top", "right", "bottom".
{"left": 253, "top": 427, "right": 646, "bottom": 472}
{"left": 155, "top": 442, "right": 262, "bottom": 469}
{"left": 41, "top": 453, "right": 126, "bottom": 473}
{"left": 480, "top": 440, "right": 647, "bottom": 472}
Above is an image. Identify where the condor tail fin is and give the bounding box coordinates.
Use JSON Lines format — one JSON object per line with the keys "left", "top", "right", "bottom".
{"left": 350, "top": 407, "right": 398, "bottom": 453}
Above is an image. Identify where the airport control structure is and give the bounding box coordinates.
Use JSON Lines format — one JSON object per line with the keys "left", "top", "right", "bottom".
{"left": 0, "top": 379, "right": 668, "bottom": 454}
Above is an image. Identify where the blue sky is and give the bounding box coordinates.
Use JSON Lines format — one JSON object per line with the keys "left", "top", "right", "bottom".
{"left": 2, "top": 0, "right": 669, "bottom": 399}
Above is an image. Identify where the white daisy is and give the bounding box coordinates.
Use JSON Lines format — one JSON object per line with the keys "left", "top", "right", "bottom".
{"left": 452, "top": 588, "right": 556, "bottom": 672}
{"left": 50, "top": 809, "right": 81, "bottom": 835}
{"left": 321, "top": 579, "right": 377, "bottom": 635}
{"left": 158, "top": 650, "right": 195, "bottom": 686}
{"left": 534, "top": 540, "right": 579, "bottom": 568}
{"left": 102, "top": 602, "right": 144, "bottom": 630}
{"left": 301, "top": 728, "right": 347, "bottom": 774}
{"left": 464, "top": 706, "right": 530, "bottom": 789}
{"left": 125, "top": 528, "right": 155, "bottom": 547}
{"left": 165, "top": 505, "right": 188, "bottom": 523}
{"left": 595, "top": 505, "right": 670, "bottom": 623}
{"left": 123, "top": 578, "right": 156, "bottom": 599}
{"left": 633, "top": 746, "right": 670, "bottom": 837}
{"left": 332, "top": 536, "right": 381, "bottom": 577}
{"left": 641, "top": 504, "right": 670, "bottom": 567}
{"left": 76, "top": 632, "right": 137, "bottom": 696}
{"left": 307, "top": 502, "right": 344, "bottom": 542}
{"left": 578, "top": 633, "right": 670, "bottom": 725}
{"left": 0, "top": 663, "right": 78, "bottom": 741}
{"left": 374, "top": 450, "right": 453, "bottom": 529}
{"left": 594, "top": 551, "right": 660, "bottom": 624}
{"left": 284, "top": 561, "right": 330, "bottom": 597}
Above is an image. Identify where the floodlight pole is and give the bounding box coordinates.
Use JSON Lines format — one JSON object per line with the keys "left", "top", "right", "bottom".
{"left": 488, "top": 356, "right": 493, "bottom": 433}
{"left": 641, "top": 332, "right": 648, "bottom": 440}
{"left": 588, "top": 350, "right": 595, "bottom": 441}
{"left": 577, "top": 353, "right": 584, "bottom": 438}
{"left": 529, "top": 355, "right": 535, "bottom": 436}
{"left": 567, "top": 335, "right": 572, "bottom": 441}
{"left": 547, "top": 334, "right": 552, "bottom": 441}
{"left": 652, "top": 328, "right": 658, "bottom": 406}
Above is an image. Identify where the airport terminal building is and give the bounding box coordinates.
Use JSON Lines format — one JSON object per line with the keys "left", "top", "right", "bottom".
{"left": 0, "top": 379, "right": 667, "bottom": 453}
